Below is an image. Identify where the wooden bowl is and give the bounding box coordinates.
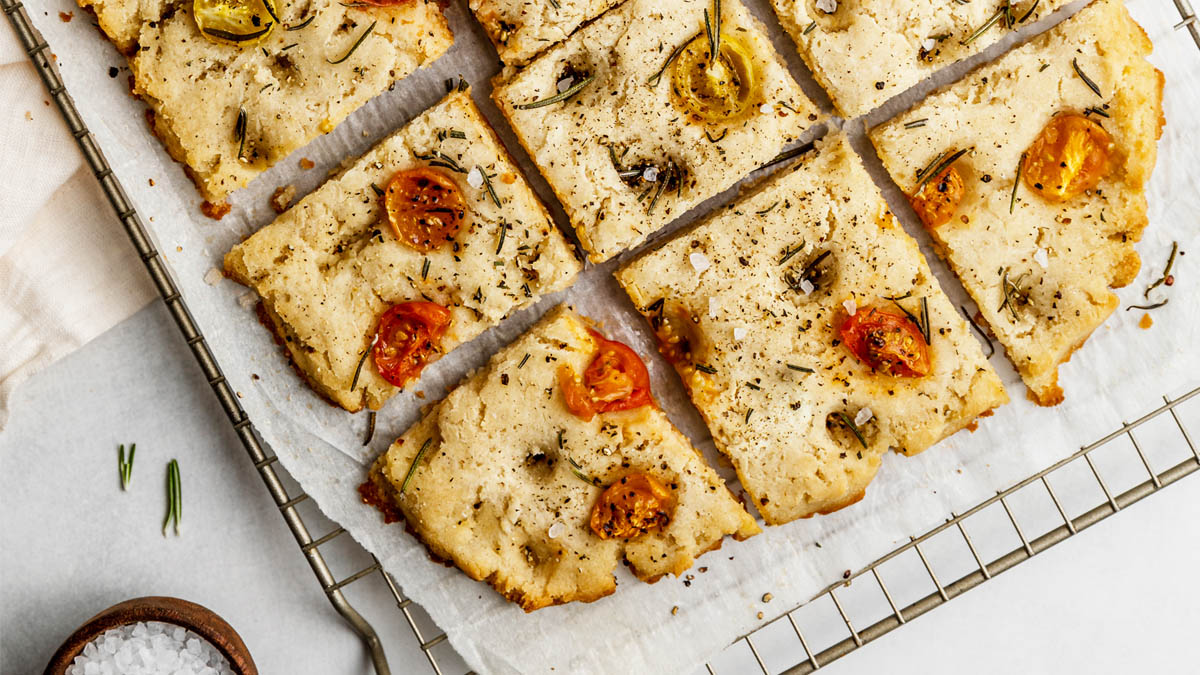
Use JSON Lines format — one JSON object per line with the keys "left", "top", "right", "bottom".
{"left": 43, "top": 596, "right": 256, "bottom": 675}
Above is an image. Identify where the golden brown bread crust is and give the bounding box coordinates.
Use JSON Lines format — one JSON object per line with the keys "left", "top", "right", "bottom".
{"left": 869, "top": 0, "right": 1164, "bottom": 406}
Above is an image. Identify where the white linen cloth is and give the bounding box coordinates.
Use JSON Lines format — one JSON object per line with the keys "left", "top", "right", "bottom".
{"left": 0, "top": 24, "right": 154, "bottom": 429}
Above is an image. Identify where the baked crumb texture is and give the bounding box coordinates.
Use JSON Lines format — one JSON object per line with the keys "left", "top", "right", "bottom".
{"left": 870, "top": 0, "right": 1164, "bottom": 406}
{"left": 493, "top": 0, "right": 819, "bottom": 263}
{"left": 616, "top": 136, "right": 1007, "bottom": 525}
{"left": 224, "top": 91, "right": 582, "bottom": 412}
{"left": 79, "top": 0, "right": 453, "bottom": 203}
{"left": 370, "top": 306, "right": 759, "bottom": 611}
{"left": 470, "top": 0, "right": 621, "bottom": 66}
{"left": 770, "top": 0, "right": 1071, "bottom": 118}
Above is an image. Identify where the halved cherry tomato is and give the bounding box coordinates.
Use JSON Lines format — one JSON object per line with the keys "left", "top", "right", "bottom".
{"left": 589, "top": 473, "right": 675, "bottom": 540}
{"left": 373, "top": 301, "right": 451, "bottom": 388}
{"left": 671, "top": 33, "right": 760, "bottom": 124}
{"left": 384, "top": 168, "right": 466, "bottom": 252}
{"left": 559, "top": 330, "right": 654, "bottom": 421}
{"left": 1022, "top": 114, "right": 1113, "bottom": 202}
{"left": 839, "top": 307, "right": 930, "bottom": 378}
{"left": 908, "top": 164, "right": 964, "bottom": 230}
{"left": 194, "top": 0, "right": 277, "bottom": 47}
{"left": 648, "top": 301, "right": 698, "bottom": 368}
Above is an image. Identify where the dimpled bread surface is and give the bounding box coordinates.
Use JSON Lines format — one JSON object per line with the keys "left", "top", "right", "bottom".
{"left": 769, "top": 0, "right": 1071, "bottom": 118}
{"left": 370, "top": 306, "right": 760, "bottom": 611}
{"left": 469, "top": 0, "right": 623, "bottom": 66}
{"left": 79, "top": 0, "right": 452, "bottom": 204}
{"left": 870, "top": 0, "right": 1163, "bottom": 405}
{"left": 492, "top": 0, "right": 819, "bottom": 263}
{"left": 616, "top": 136, "right": 1007, "bottom": 525}
{"left": 224, "top": 91, "right": 581, "bottom": 412}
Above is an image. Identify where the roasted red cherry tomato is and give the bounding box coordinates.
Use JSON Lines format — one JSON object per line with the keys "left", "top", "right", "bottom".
{"left": 589, "top": 473, "right": 675, "bottom": 540}
{"left": 560, "top": 330, "right": 654, "bottom": 421}
{"left": 839, "top": 307, "right": 930, "bottom": 378}
{"left": 373, "top": 301, "right": 451, "bottom": 387}
{"left": 384, "top": 167, "right": 466, "bottom": 252}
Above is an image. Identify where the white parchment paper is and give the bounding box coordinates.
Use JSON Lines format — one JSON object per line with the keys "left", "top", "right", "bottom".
{"left": 23, "top": 0, "right": 1200, "bottom": 672}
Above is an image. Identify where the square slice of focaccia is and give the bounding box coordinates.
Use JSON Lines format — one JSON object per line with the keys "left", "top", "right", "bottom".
{"left": 492, "top": 0, "right": 819, "bottom": 263}
{"left": 470, "top": 0, "right": 622, "bottom": 66}
{"left": 224, "top": 90, "right": 581, "bottom": 412}
{"left": 616, "top": 136, "right": 1007, "bottom": 525}
{"left": 769, "top": 0, "right": 1071, "bottom": 119}
{"left": 368, "top": 305, "right": 759, "bottom": 611}
{"left": 79, "top": 0, "right": 452, "bottom": 208}
{"left": 870, "top": 0, "right": 1163, "bottom": 405}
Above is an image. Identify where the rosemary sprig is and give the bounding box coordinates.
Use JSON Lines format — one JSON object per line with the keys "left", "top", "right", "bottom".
{"left": 514, "top": 75, "right": 595, "bottom": 109}
{"left": 997, "top": 267, "right": 1029, "bottom": 321}
{"left": 1017, "top": 0, "right": 1039, "bottom": 23}
{"left": 961, "top": 7, "right": 1005, "bottom": 46}
{"left": 705, "top": 0, "right": 722, "bottom": 62}
{"left": 398, "top": 438, "right": 432, "bottom": 496}
{"left": 350, "top": 334, "right": 378, "bottom": 391}
{"left": 235, "top": 108, "right": 247, "bottom": 160}
{"left": 1072, "top": 57, "right": 1102, "bottom": 97}
{"left": 262, "top": 0, "right": 280, "bottom": 25}
{"left": 327, "top": 20, "right": 376, "bottom": 64}
{"left": 363, "top": 411, "right": 376, "bottom": 446}
{"left": 1010, "top": 152, "right": 1025, "bottom": 213}
{"left": 648, "top": 40, "right": 689, "bottom": 86}
{"left": 1126, "top": 300, "right": 1169, "bottom": 311}
{"left": 287, "top": 13, "right": 316, "bottom": 30}
{"left": 886, "top": 294, "right": 930, "bottom": 345}
{"left": 960, "top": 305, "right": 996, "bottom": 358}
{"left": 914, "top": 148, "right": 968, "bottom": 195}
{"left": 835, "top": 413, "right": 868, "bottom": 449}
{"left": 479, "top": 167, "right": 501, "bottom": 208}
{"left": 1143, "top": 241, "right": 1179, "bottom": 300}
{"left": 162, "top": 459, "right": 181, "bottom": 536}
{"left": 118, "top": 443, "right": 136, "bottom": 491}
{"left": 202, "top": 25, "right": 273, "bottom": 43}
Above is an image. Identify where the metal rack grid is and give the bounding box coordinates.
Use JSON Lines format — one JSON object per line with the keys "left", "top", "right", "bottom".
{"left": 4, "top": 0, "right": 1197, "bottom": 672}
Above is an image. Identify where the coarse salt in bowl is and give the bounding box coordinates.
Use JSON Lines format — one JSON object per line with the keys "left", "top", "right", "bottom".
{"left": 67, "top": 621, "right": 235, "bottom": 675}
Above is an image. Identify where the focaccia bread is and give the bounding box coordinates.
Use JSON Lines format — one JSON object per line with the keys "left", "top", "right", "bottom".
{"left": 80, "top": 0, "right": 452, "bottom": 208}
{"left": 224, "top": 90, "right": 581, "bottom": 412}
{"left": 470, "top": 0, "right": 622, "bottom": 66}
{"left": 492, "top": 0, "right": 818, "bottom": 263}
{"left": 368, "top": 306, "right": 759, "bottom": 611}
{"left": 769, "top": 0, "right": 1070, "bottom": 118}
{"left": 616, "top": 136, "right": 1007, "bottom": 525}
{"left": 870, "top": 0, "right": 1163, "bottom": 405}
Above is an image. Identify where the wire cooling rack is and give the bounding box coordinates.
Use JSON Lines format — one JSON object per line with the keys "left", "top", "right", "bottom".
{"left": 5, "top": 0, "right": 1198, "bottom": 672}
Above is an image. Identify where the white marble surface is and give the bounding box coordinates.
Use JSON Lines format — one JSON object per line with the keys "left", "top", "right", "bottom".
{"left": 3, "top": 302, "right": 1198, "bottom": 674}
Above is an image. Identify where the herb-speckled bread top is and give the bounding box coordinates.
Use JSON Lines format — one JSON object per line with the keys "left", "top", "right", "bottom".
{"left": 79, "top": 0, "right": 452, "bottom": 205}
{"left": 870, "top": 0, "right": 1164, "bottom": 405}
{"left": 370, "top": 305, "right": 759, "bottom": 611}
{"left": 768, "top": 0, "right": 1071, "bottom": 118}
{"left": 492, "top": 0, "right": 819, "bottom": 263}
{"left": 224, "top": 91, "right": 581, "bottom": 412}
{"left": 469, "top": 0, "right": 621, "bottom": 66}
{"left": 616, "top": 136, "right": 1007, "bottom": 525}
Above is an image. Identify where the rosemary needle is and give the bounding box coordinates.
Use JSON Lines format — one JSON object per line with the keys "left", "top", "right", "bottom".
{"left": 287, "top": 13, "right": 316, "bottom": 30}
{"left": 203, "top": 25, "right": 273, "bottom": 43}
{"left": 514, "top": 75, "right": 595, "bottom": 109}
{"left": 648, "top": 40, "right": 689, "bottom": 86}
{"left": 399, "top": 438, "right": 432, "bottom": 496}
{"left": 1011, "top": 152, "right": 1025, "bottom": 214}
{"left": 1072, "top": 57, "right": 1103, "bottom": 97}
{"left": 327, "top": 20, "right": 376, "bottom": 64}
{"left": 118, "top": 443, "right": 136, "bottom": 491}
{"left": 568, "top": 455, "right": 598, "bottom": 485}
{"left": 836, "top": 413, "right": 868, "bottom": 449}
{"left": 163, "top": 459, "right": 181, "bottom": 536}
{"left": 363, "top": 411, "right": 376, "bottom": 446}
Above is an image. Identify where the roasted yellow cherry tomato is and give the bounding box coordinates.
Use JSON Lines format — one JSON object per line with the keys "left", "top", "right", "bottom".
{"left": 194, "top": 0, "right": 278, "bottom": 47}
{"left": 670, "top": 33, "right": 759, "bottom": 124}
{"left": 1022, "top": 114, "right": 1113, "bottom": 202}
{"left": 589, "top": 473, "right": 676, "bottom": 540}
{"left": 908, "top": 164, "right": 965, "bottom": 230}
